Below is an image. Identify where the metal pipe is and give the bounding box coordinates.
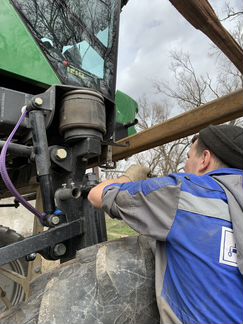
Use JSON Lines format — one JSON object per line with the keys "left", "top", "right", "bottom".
{"left": 29, "top": 110, "right": 55, "bottom": 214}
{"left": 55, "top": 187, "right": 81, "bottom": 201}
{"left": 0, "top": 141, "right": 32, "bottom": 158}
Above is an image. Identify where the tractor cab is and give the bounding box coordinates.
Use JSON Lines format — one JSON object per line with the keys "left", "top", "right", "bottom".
{"left": 1, "top": 0, "right": 121, "bottom": 100}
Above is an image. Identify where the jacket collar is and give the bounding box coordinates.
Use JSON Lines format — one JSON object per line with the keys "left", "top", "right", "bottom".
{"left": 206, "top": 168, "right": 243, "bottom": 177}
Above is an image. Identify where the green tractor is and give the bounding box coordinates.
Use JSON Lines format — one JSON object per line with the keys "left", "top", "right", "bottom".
{"left": 1, "top": 0, "right": 137, "bottom": 141}
{"left": 0, "top": 1, "right": 157, "bottom": 322}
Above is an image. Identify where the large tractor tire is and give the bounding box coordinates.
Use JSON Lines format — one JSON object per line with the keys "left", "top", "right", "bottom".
{"left": 0, "top": 236, "right": 160, "bottom": 324}
{"left": 0, "top": 226, "right": 28, "bottom": 313}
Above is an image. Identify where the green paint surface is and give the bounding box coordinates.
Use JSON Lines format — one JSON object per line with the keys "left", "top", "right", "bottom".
{"left": 115, "top": 90, "right": 138, "bottom": 136}
{"left": 0, "top": 1, "right": 60, "bottom": 86}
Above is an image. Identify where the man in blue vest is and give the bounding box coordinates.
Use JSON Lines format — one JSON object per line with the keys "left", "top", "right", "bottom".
{"left": 88, "top": 124, "right": 243, "bottom": 324}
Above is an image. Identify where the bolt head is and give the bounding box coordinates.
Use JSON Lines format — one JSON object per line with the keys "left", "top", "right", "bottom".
{"left": 26, "top": 253, "right": 37, "bottom": 261}
{"left": 56, "top": 148, "right": 67, "bottom": 160}
{"left": 53, "top": 243, "right": 67, "bottom": 256}
{"left": 51, "top": 215, "right": 60, "bottom": 225}
{"left": 34, "top": 97, "right": 43, "bottom": 106}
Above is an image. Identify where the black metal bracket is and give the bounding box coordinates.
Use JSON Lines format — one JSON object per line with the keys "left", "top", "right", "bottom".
{"left": 0, "top": 220, "right": 81, "bottom": 266}
{"left": 102, "top": 140, "right": 129, "bottom": 148}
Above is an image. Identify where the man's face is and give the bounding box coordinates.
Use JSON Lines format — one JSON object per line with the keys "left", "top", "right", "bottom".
{"left": 184, "top": 140, "right": 202, "bottom": 175}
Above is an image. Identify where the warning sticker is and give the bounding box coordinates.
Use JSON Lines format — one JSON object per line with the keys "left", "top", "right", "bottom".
{"left": 219, "top": 227, "right": 238, "bottom": 267}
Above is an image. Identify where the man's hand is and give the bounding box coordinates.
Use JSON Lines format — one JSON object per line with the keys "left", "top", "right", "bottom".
{"left": 88, "top": 164, "right": 150, "bottom": 209}
{"left": 123, "top": 164, "right": 151, "bottom": 182}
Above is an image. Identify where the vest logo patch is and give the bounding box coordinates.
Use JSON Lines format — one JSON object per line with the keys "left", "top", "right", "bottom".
{"left": 219, "top": 226, "right": 238, "bottom": 267}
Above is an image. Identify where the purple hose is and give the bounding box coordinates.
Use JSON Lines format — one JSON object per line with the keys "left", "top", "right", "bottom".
{"left": 0, "top": 109, "right": 45, "bottom": 222}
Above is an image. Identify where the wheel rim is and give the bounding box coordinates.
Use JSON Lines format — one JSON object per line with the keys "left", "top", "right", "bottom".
{"left": 0, "top": 259, "right": 26, "bottom": 312}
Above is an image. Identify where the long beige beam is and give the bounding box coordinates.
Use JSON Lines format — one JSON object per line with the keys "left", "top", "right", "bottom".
{"left": 169, "top": 0, "right": 243, "bottom": 74}
{"left": 112, "top": 89, "right": 243, "bottom": 161}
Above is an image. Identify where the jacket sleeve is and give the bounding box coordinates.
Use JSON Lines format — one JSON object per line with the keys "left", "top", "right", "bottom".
{"left": 102, "top": 176, "right": 181, "bottom": 241}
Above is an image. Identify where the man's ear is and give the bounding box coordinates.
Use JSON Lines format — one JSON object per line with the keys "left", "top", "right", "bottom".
{"left": 198, "top": 150, "right": 211, "bottom": 173}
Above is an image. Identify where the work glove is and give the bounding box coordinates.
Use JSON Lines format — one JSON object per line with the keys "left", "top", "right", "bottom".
{"left": 123, "top": 164, "right": 151, "bottom": 182}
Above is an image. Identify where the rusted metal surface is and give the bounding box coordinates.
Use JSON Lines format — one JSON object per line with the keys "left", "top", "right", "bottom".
{"left": 112, "top": 89, "right": 243, "bottom": 161}
{"left": 169, "top": 0, "right": 243, "bottom": 74}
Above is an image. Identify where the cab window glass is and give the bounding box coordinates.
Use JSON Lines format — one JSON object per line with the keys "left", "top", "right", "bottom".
{"left": 12, "top": 0, "right": 120, "bottom": 99}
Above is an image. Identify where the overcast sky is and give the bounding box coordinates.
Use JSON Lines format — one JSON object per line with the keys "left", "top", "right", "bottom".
{"left": 116, "top": 0, "right": 242, "bottom": 102}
